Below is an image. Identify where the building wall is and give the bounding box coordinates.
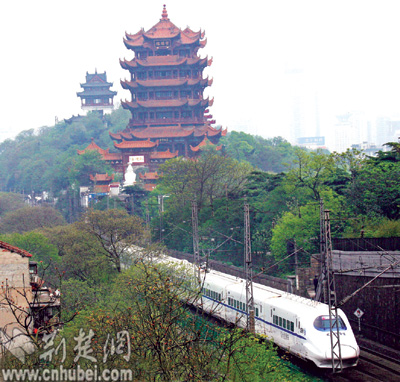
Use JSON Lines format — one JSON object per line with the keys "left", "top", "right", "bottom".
{"left": 335, "top": 274, "right": 399, "bottom": 350}
{"left": 0, "top": 251, "right": 33, "bottom": 360}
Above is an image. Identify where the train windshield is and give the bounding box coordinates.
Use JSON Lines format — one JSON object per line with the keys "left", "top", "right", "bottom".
{"left": 313, "top": 315, "right": 347, "bottom": 331}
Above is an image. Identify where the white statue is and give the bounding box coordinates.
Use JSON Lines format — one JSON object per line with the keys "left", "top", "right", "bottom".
{"left": 123, "top": 162, "right": 136, "bottom": 187}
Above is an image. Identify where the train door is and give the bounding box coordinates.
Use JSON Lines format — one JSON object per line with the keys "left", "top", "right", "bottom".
{"left": 265, "top": 305, "right": 273, "bottom": 335}
{"left": 294, "top": 315, "right": 304, "bottom": 348}
{"left": 286, "top": 314, "right": 296, "bottom": 348}
{"left": 252, "top": 302, "right": 264, "bottom": 334}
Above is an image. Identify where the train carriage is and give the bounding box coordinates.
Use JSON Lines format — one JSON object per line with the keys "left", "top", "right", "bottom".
{"left": 158, "top": 255, "right": 360, "bottom": 368}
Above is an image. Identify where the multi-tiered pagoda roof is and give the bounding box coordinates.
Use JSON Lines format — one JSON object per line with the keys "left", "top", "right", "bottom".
{"left": 113, "top": 5, "right": 226, "bottom": 170}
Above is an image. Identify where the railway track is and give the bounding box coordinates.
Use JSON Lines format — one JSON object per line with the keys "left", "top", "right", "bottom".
{"left": 324, "top": 346, "right": 400, "bottom": 382}
{"left": 187, "top": 300, "right": 399, "bottom": 381}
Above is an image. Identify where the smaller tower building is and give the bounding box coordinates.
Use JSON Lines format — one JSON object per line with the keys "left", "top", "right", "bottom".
{"left": 77, "top": 70, "right": 117, "bottom": 114}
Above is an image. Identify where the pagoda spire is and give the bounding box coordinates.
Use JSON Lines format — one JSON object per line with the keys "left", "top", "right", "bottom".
{"left": 161, "top": 4, "right": 169, "bottom": 20}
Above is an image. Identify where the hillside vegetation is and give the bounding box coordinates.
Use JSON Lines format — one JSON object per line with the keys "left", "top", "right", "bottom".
{"left": 2, "top": 109, "right": 400, "bottom": 273}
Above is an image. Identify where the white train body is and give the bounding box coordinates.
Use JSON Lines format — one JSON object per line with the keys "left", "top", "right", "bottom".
{"left": 161, "top": 255, "right": 360, "bottom": 368}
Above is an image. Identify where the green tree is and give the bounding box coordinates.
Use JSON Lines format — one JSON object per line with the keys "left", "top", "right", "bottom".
{"left": 347, "top": 161, "right": 400, "bottom": 219}
{"left": 284, "top": 148, "right": 335, "bottom": 202}
{"left": 0, "top": 206, "right": 66, "bottom": 234}
{"left": 0, "top": 192, "right": 25, "bottom": 216}
{"left": 271, "top": 189, "right": 346, "bottom": 269}
{"left": 68, "top": 150, "right": 113, "bottom": 187}
{"left": 42, "top": 224, "right": 115, "bottom": 284}
{"left": 0, "top": 231, "right": 58, "bottom": 265}
{"left": 76, "top": 209, "right": 148, "bottom": 272}
{"left": 221, "top": 131, "right": 297, "bottom": 172}
{"left": 159, "top": 150, "right": 252, "bottom": 212}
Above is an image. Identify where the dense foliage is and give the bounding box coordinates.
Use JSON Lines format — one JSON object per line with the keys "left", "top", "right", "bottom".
{"left": 152, "top": 145, "right": 400, "bottom": 275}
{"left": 221, "top": 131, "right": 297, "bottom": 173}
{"left": 0, "top": 210, "right": 316, "bottom": 381}
{"left": 1, "top": 108, "right": 400, "bottom": 273}
{"left": 0, "top": 108, "right": 130, "bottom": 195}
{"left": 2, "top": 112, "right": 399, "bottom": 378}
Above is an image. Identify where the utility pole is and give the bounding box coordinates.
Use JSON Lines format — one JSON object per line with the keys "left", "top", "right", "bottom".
{"left": 158, "top": 194, "right": 169, "bottom": 241}
{"left": 145, "top": 200, "right": 150, "bottom": 231}
{"left": 159, "top": 197, "right": 163, "bottom": 241}
{"left": 192, "top": 200, "right": 200, "bottom": 281}
{"left": 316, "top": 198, "right": 326, "bottom": 302}
{"left": 294, "top": 239, "right": 299, "bottom": 292}
{"left": 324, "top": 210, "right": 343, "bottom": 373}
{"left": 244, "top": 202, "right": 255, "bottom": 333}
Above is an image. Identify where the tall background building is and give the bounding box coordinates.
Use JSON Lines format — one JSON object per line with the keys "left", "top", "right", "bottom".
{"left": 284, "top": 67, "right": 324, "bottom": 149}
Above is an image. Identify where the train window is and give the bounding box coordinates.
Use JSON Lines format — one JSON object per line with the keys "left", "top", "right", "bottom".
{"left": 228, "top": 297, "right": 231, "bottom": 306}
{"left": 291, "top": 322, "right": 294, "bottom": 332}
{"left": 255, "top": 308, "right": 259, "bottom": 317}
{"left": 283, "top": 318, "right": 286, "bottom": 329}
{"left": 239, "top": 302, "right": 243, "bottom": 311}
{"left": 279, "top": 317, "right": 282, "bottom": 327}
{"left": 313, "top": 316, "right": 347, "bottom": 331}
{"left": 218, "top": 293, "right": 221, "bottom": 301}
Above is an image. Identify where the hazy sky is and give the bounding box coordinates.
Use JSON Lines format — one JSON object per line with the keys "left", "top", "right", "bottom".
{"left": 2, "top": 0, "right": 400, "bottom": 145}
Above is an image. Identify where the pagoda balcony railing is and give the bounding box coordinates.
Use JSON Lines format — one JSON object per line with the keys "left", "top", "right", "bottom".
{"left": 129, "top": 116, "right": 205, "bottom": 125}
{"left": 82, "top": 101, "right": 113, "bottom": 106}
{"left": 136, "top": 95, "right": 202, "bottom": 101}
{"left": 137, "top": 73, "right": 202, "bottom": 81}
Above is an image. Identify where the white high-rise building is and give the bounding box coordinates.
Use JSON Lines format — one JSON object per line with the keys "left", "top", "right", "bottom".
{"left": 332, "top": 112, "right": 369, "bottom": 153}
{"left": 284, "top": 67, "right": 321, "bottom": 146}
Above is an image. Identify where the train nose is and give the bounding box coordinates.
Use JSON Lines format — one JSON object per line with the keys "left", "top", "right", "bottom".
{"left": 342, "top": 344, "right": 359, "bottom": 359}
{"left": 326, "top": 344, "right": 359, "bottom": 360}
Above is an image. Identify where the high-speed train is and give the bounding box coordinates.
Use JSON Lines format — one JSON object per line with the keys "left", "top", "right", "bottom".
{"left": 160, "top": 255, "right": 360, "bottom": 369}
